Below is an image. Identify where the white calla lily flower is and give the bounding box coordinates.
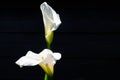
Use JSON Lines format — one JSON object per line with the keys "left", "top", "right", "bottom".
{"left": 40, "top": 2, "right": 61, "bottom": 46}
{"left": 15, "top": 49, "right": 61, "bottom": 75}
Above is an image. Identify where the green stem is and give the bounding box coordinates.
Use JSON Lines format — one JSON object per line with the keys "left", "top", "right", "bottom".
{"left": 44, "top": 73, "right": 53, "bottom": 80}
{"left": 46, "top": 31, "right": 54, "bottom": 49}
{"left": 45, "top": 32, "right": 54, "bottom": 80}
{"left": 47, "top": 43, "right": 51, "bottom": 49}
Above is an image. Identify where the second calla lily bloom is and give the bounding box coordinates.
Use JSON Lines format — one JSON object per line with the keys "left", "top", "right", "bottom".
{"left": 15, "top": 49, "right": 61, "bottom": 76}
{"left": 40, "top": 2, "right": 62, "bottom": 47}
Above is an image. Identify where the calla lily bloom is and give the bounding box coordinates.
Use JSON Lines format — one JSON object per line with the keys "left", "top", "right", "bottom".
{"left": 40, "top": 2, "right": 61, "bottom": 47}
{"left": 15, "top": 49, "right": 61, "bottom": 76}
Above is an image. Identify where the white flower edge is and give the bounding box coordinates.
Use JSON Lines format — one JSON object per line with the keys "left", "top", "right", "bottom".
{"left": 15, "top": 49, "right": 61, "bottom": 67}
{"left": 15, "top": 49, "right": 61, "bottom": 75}
{"left": 40, "top": 2, "right": 61, "bottom": 31}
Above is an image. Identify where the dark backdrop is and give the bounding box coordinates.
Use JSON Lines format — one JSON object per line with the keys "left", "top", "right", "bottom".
{"left": 0, "top": 0, "right": 120, "bottom": 80}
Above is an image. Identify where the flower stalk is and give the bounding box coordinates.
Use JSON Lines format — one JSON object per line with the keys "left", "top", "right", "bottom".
{"left": 46, "top": 31, "right": 54, "bottom": 49}
{"left": 40, "top": 2, "right": 61, "bottom": 80}
{"left": 44, "top": 73, "right": 53, "bottom": 80}
{"left": 15, "top": 1, "right": 62, "bottom": 80}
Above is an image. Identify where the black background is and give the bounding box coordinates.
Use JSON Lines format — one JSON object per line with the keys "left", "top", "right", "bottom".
{"left": 0, "top": 0, "right": 120, "bottom": 80}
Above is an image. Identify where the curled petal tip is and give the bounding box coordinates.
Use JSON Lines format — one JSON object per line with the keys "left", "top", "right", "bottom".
{"left": 53, "top": 53, "right": 61, "bottom": 60}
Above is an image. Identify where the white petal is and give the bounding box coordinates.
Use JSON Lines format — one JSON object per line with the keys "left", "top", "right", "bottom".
{"left": 38, "top": 49, "right": 61, "bottom": 75}
{"left": 15, "top": 56, "right": 40, "bottom": 67}
{"left": 52, "top": 14, "right": 61, "bottom": 31}
{"left": 15, "top": 51, "right": 41, "bottom": 67}
{"left": 39, "top": 49, "right": 61, "bottom": 61}
{"left": 53, "top": 53, "right": 61, "bottom": 60}
{"left": 39, "top": 49, "right": 53, "bottom": 54}
{"left": 38, "top": 49, "right": 53, "bottom": 57}
{"left": 26, "top": 51, "right": 41, "bottom": 60}
{"left": 40, "top": 2, "right": 61, "bottom": 31}
{"left": 38, "top": 49, "right": 55, "bottom": 64}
